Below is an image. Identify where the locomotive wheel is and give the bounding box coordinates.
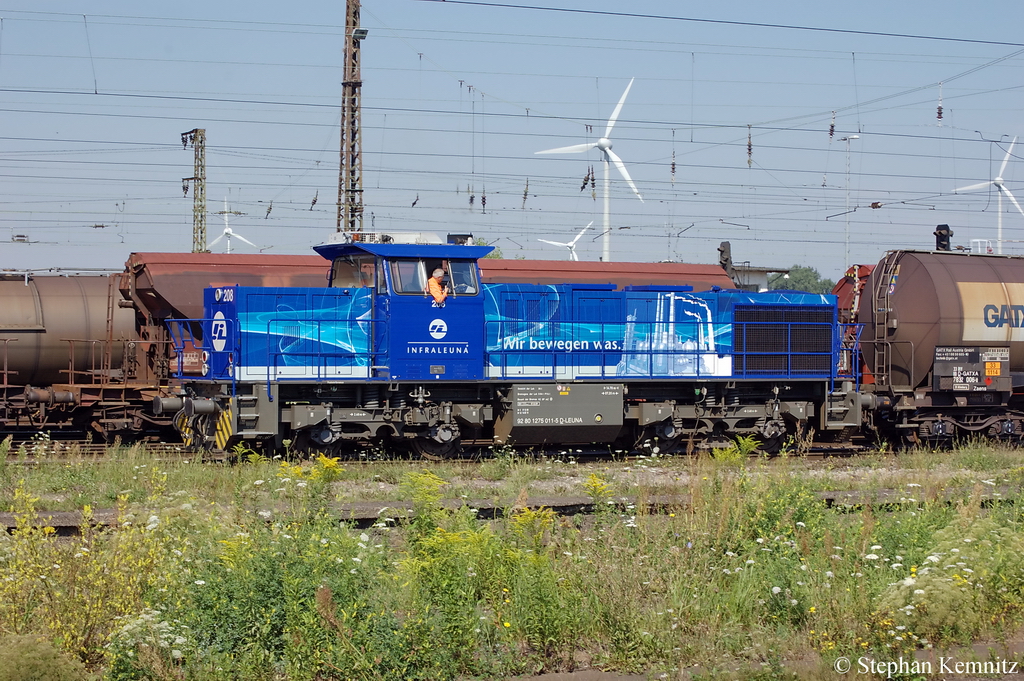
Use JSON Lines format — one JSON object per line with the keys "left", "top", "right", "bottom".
{"left": 758, "top": 435, "right": 786, "bottom": 457}
{"left": 632, "top": 425, "right": 682, "bottom": 455}
{"left": 410, "top": 437, "right": 462, "bottom": 461}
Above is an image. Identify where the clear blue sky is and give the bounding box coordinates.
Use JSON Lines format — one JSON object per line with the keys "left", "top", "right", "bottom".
{"left": 0, "top": 0, "right": 1021, "bottom": 279}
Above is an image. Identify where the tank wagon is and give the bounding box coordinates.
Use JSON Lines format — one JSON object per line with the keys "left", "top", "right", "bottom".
{"left": 859, "top": 249, "right": 1024, "bottom": 445}
{"left": 0, "top": 273, "right": 139, "bottom": 437}
{"left": 164, "top": 239, "right": 853, "bottom": 457}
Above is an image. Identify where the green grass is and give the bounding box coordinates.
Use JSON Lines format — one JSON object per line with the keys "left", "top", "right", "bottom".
{"left": 4, "top": 442, "right": 1024, "bottom": 678}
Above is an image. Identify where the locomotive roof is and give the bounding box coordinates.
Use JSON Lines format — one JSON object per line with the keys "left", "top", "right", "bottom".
{"left": 479, "top": 259, "right": 735, "bottom": 291}
{"left": 314, "top": 241, "right": 494, "bottom": 261}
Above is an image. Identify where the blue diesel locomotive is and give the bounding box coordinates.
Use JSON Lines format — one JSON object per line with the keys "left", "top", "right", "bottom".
{"left": 161, "top": 238, "right": 860, "bottom": 457}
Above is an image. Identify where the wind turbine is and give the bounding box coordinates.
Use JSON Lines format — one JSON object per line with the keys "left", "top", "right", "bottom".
{"left": 536, "top": 78, "right": 643, "bottom": 262}
{"left": 538, "top": 222, "right": 593, "bottom": 261}
{"left": 210, "top": 198, "right": 256, "bottom": 253}
{"left": 953, "top": 136, "right": 1024, "bottom": 254}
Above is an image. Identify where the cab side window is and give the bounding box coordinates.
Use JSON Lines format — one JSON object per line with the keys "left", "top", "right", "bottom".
{"left": 390, "top": 259, "right": 428, "bottom": 294}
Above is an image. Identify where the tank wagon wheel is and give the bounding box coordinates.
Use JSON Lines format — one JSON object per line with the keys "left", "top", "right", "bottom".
{"left": 899, "top": 431, "right": 920, "bottom": 450}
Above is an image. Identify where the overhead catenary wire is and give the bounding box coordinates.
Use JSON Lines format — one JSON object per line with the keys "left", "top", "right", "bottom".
{"left": 414, "top": 0, "right": 1024, "bottom": 49}
{"left": 0, "top": 5, "right": 1019, "bottom": 270}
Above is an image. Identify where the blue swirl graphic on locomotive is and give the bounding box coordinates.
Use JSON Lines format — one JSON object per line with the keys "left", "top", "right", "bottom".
{"left": 482, "top": 284, "right": 739, "bottom": 378}
{"left": 235, "top": 289, "right": 373, "bottom": 369}
{"left": 618, "top": 290, "right": 731, "bottom": 377}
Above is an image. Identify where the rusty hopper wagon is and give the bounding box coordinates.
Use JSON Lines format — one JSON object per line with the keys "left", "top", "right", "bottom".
{"left": 0, "top": 253, "right": 331, "bottom": 440}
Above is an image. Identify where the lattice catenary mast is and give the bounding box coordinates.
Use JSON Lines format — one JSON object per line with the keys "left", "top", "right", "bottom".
{"left": 337, "top": 0, "right": 366, "bottom": 235}
{"left": 181, "top": 128, "right": 207, "bottom": 253}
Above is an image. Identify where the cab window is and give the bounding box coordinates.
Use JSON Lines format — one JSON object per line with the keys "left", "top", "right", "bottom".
{"left": 330, "top": 256, "right": 378, "bottom": 289}
{"left": 390, "top": 259, "right": 428, "bottom": 294}
{"left": 388, "top": 258, "right": 479, "bottom": 296}
{"left": 448, "top": 260, "right": 479, "bottom": 294}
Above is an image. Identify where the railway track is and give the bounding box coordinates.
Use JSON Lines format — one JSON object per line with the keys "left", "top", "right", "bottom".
{"left": 0, "top": 437, "right": 866, "bottom": 465}
{"left": 1, "top": 439, "right": 194, "bottom": 463}
{"left": 4, "top": 484, "right": 1017, "bottom": 535}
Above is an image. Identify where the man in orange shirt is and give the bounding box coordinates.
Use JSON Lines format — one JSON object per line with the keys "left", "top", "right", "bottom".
{"left": 428, "top": 268, "right": 448, "bottom": 305}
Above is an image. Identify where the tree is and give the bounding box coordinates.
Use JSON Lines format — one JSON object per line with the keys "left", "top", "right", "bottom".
{"left": 474, "top": 237, "right": 502, "bottom": 259}
{"left": 769, "top": 265, "right": 835, "bottom": 294}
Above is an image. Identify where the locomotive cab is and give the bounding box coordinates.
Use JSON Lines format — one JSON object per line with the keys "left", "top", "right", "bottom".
{"left": 316, "top": 241, "right": 493, "bottom": 382}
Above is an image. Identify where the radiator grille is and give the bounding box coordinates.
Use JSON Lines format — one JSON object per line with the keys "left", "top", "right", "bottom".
{"left": 733, "top": 306, "right": 833, "bottom": 376}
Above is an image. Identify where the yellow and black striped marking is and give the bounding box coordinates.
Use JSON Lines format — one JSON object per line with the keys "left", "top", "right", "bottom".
{"left": 214, "top": 399, "right": 234, "bottom": 451}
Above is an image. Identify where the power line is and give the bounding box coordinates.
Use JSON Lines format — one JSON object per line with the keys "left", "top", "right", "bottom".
{"left": 416, "top": 1, "right": 1024, "bottom": 48}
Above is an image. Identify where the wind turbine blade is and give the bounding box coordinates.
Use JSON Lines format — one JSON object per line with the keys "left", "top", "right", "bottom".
{"left": 536, "top": 142, "right": 598, "bottom": 155}
{"left": 953, "top": 181, "right": 994, "bottom": 193}
{"left": 569, "top": 222, "right": 593, "bottom": 245}
{"left": 999, "top": 184, "right": 1024, "bottom": 218}
{"left": 605, "top": 149, "right": 644, "bottom": 202}
{"left": 569, "top": 249, "right": 579, "bottom": 261}
{"left": 999, "top": 136, "right": 1018, "bottom": 179}
{"left": 538, "top": 239, "right": 569, "bottom": 247}
{"left": 604, "top": 78, "right": 634, "bottom": 138}
{"left": 234, "top": 233, "right": 258, "bottom": 248}
{"left": 209, "top": 233, "right": 225, "bottom": 248}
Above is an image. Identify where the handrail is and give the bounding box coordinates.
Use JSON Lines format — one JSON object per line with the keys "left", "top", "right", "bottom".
{"left": 261, "top": 316, "right": 380, "bottom": 397}
{"left": 168, "top": 315, "right": 839, "bottom": 384}
{"left": 483, "top": 318, "right": 836, "bottom": 380}
{"left": 857, "top": 339, "right": 916, "bottom": 389}
{"left": 0, "top": 338, "right": 17, "bottom": 388}
{"left": 60, "top": 338, "right": 134, "bottom": 386}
